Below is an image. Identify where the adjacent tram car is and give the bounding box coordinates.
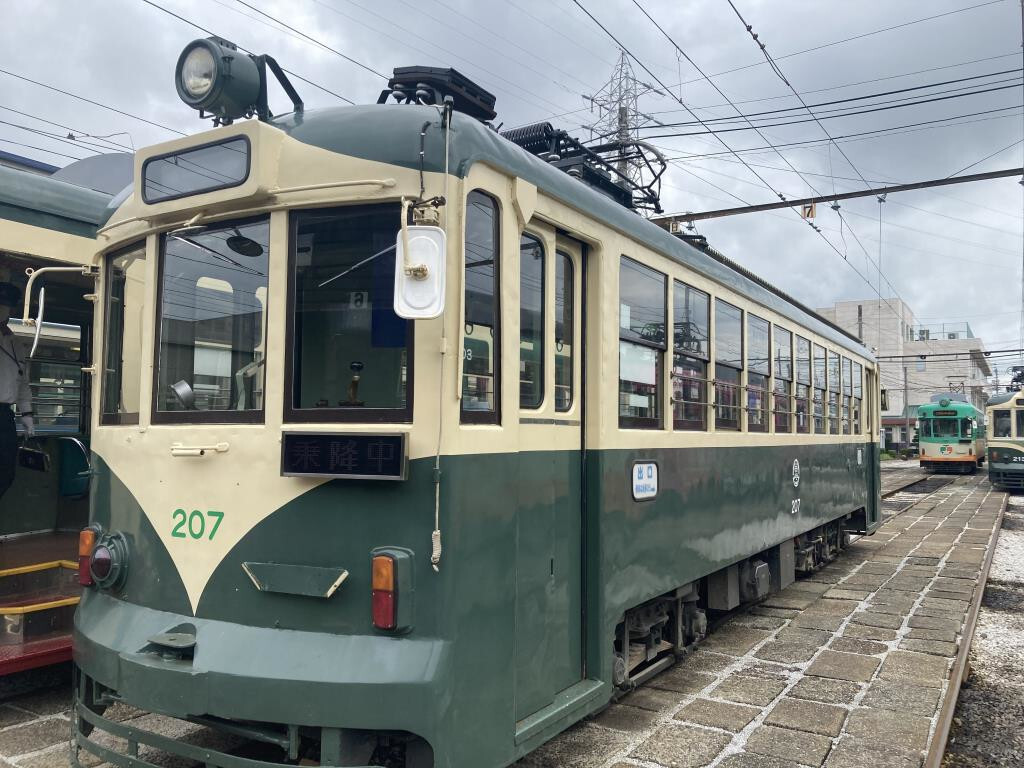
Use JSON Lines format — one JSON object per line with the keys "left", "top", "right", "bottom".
{"left": 63, "top": 42, "right": 881, "bottom": 768}
{"left": 986, "top": 392, "right": 1024, "bottom": 487}
{"left": 917, "top": 399, "right": 985, "bottom": 473}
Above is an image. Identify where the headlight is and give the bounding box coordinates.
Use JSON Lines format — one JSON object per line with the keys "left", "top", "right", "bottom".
{"left": 174, "top": 37, "right": 261, "bottom": 123}
{"left": 180, "top": 45, "right": 217, "bottom": 99}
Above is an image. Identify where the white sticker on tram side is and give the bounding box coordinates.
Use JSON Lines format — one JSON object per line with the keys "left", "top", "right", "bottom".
{"left": 857, "top": 449, "right": 863, "bottom": 465}
{"left": 632, "top": 462, "right": 658, "bottom": 500}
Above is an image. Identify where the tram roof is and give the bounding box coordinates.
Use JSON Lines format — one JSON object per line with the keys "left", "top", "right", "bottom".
{"left": 271, "top": 105, "right": 873, "bottom": 360}
{"left": 918, "top": 399, "right": 982, "bottom": 415}
{"left": 0, "top": 164, "right": 116, "bottom": 238}
{"left": 987, "top": 392, "right": 1022, "bottom": 407}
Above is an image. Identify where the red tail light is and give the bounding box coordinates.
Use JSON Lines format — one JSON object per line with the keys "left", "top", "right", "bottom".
{"left": 78, "top": 528, "right": 96, "bottom": 586}
{"left": 372, "top": 554, "right": 396, "bottom": 630}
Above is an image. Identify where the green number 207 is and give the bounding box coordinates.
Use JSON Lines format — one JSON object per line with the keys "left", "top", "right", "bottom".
{"left": 171, "top": 509, "right": 224, "bottom": 541}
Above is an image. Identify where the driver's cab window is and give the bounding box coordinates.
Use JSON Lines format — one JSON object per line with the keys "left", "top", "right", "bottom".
{"left": 993, "top": 409, "right": 1011, "bottom": 438}
{"left": 286, "top": 204, "right": 410, "bottom": 422}
{"left": 154, "top": 217, "right": 269, "bottom": 422}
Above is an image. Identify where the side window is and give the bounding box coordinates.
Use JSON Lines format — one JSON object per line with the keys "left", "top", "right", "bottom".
{"left": 714, "top": 300, "right": 743, "bottom": 430}
{"left": 519, "top": 234, "right": 544, "bottom": 409}
{"left": 842, "top": 357, "right": 852, "bottom": 434}
{"left": 773, "top": 326, "right": 792, "bottom": 433}
{"left": 812, "top": 344, "right": 826, "bottom": 433}
{"left": 671, "top": 281, "right": 709, "bottom": 431}
{"left": 462, "top": 191, "right": 500, "bottom": 423}
{"left": 1015, "top": 411, "right": 1024, "bottom": 440}
{"left": 746, "top": 315, "right": 770, "bottom": 433}
{"left": 852, "top": 362, "right": 863, "bottom": 434}
{"left": 102, "top": 241, "right": 146, "bottom": 425}
{"left": 994, "top": 410, "right": 1011, "bottom": 438}
{"left": 827, "top": 350, "right": 840, "bottom": 434}
{"left": 795, "top": 336, "right": 811, "bottom": 434}
{"left": 619, "top": 257, "right": 666, "bottom": 429}
{"left": 554, "top": 251, "right": 574, "bottom": 412}
{"left": 286, "top": 204, "right": 410, "bottom": 422}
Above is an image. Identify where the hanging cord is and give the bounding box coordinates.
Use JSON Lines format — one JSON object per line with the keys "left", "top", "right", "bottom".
{"left": 430, "top": 100, "right": 453, "bottom": 572}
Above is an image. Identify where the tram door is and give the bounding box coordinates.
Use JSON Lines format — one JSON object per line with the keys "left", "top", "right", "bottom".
{"left": 514, "top": 235, "right": 585, "bottom": 723}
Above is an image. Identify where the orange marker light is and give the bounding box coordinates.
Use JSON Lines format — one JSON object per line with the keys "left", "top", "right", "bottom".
{"left": 79, "top": 528, "right": 97, "bottom": 586}
{"left": 372, "top": 555, "right": 395, "bottom": 592}
{"left": 371, "top": 554, "right": 396, "bottom": 630}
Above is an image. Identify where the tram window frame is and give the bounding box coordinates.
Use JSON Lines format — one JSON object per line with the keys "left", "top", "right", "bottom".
{"left": 852, "top": 361, "right": 863, "bottom": 434}
{"left": 152, "top": 215, "right": 270, "bottom": 425}
{"left": 519, "top": 233, "right": 545, "bottom": 410}
{"left": 994, "top": 409, "right": 1011, "bottom": 438}
{"left": 773, "top": 326, "right": 793, "bottom": 433}
{"left": 714, "top": 299, "right": 743, "bottom": 431}
{"left": 619, "top": 256, "right": 666, "bottom": 430}
{"left": 461, "top": 190, "right": 502, "bottom": 425}
{"left": 841, "top": 356, "right": 852, "bottom": 434}
{"left": 100, "top": 240, "right": 146, "bottom": 426}
{"left": 283, "top": 204, "right": 414, "bottom": 424}
{"left": 554, "top": 251, "right": 574, "bottom": 413}
{"left": 812, "top": 344, "right": 826, "bottom": 434}
{"left": 671, "top": 280, "right": 709, "bottom": 431}
{"left": 795, "top": 335, "right": 811, "bottom": 434}
{"left": 1015, "top": 411, "right": 1024, "bottom": 440}
{"left": 746, "top": 314, "right": 770, "bottom": 433}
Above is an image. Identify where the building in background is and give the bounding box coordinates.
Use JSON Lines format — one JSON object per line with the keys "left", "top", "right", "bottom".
{"left": 816, "top": 299, "right": 990, "bottom": 449}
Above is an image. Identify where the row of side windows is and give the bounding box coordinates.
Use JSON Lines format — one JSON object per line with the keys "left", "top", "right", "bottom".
{"left": 618, "top": 255, "right": 865, "bottom": 435}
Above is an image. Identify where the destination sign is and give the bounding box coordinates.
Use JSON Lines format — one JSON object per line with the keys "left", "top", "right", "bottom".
{"left": 281, "top": 433, "right": 407, "bottom": 480}
{"left": 932, "top": 410, "right": 958, "bottom": 417}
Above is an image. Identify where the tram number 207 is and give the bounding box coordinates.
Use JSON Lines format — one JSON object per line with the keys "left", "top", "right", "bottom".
{"left": 171, "top": 509, "right": 225, "bottom": 541}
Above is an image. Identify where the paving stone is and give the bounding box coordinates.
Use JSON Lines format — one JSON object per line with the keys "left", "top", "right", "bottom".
{"left": 787, "top": 580, "right": 833, "bottom": 595}
{"left": 907, "top": 614, "right": 960, "bottom": 633}
{"left": 754, "top": 641, "right": 818, "bottom": 664}
{"left": 764, "top": 696, "right": 847, "bottom": 737}
{"left": 790, "top": 614, "right": 844, "bottom": 632}
{"left": 622, "top": 686, "right": 682, "bottom": 713}
{"left": 703, "top": 627, "right": 773, "bottom": 656}
{"left": 928, "top": 589, "right": 972, "bottom": 602}
{"left": 822, "top": 736, "right": 923, "bottom": 768}
{"left": 849, "top": 610, "right": 904, "bottom": 630}
{"left": 913, "top": 605, "right": 963, "bottom": 619}
{"left": 650, "top": 669, "right": 717, "bottom": 695}
{"left": 859, "top": 679, "right": 941, "bottom": 717}
{"left": 674, "top": 697, "right": 760, "bottom": 732}
{"left": 803, "top": 599, "right": 859, "bottom": 617}
{"left": 0, "top": 717, "right": 71, "bottom": 757}
{"left": 898, "top": 638, "right": 958, "bottom": 657}
{"left": 805, "top": 650, "right": 880, "bottom": 682}
{"left": 858, "top": 563, "right": 900, "bottom": 575}
{"left": 919, "top": 596, "right": 969, "bottom": 612}
{"left": 11, "top": 687, "right": 73, "bottom": 716}
{"left": 762, "top": 592, "right": 819, "bottom": 610}
{"left": 590, "top": 703, "right": 660, "bottom": 733}
{"left": 629, "top": 724, "right": 732, "bottom": 768}
{"left": 905, "top": 626, "right": 956, "bottom": 643}
{"left": 746, "top": 724, "right": 833, "bottom": 767}
{"left": 828, "top": 637, "right": 888, "bottom": 656}
{"left": 775, "top": 627, "right": 832, "bottom": 646}
{"left": 710, "top": 674, "right": 787, "bottom": 707}
{"left": 520, "top": 722, "right": 633, "bottom": 768}
{"left": 788, "top": 676, "right": 861, "bottom": 705}
{"left": 877, "top": 650, "right": 950, "bottom": 688}
{"left": 823, "top": 588, "right": 872, "bottom": 601}
{"left": 680, "top": 651, "right": 737, "bottom": 674}
{"left": 845, "top": 706, "right": 932, "bottom": 753}
{"left": 718, "top": 753, "right": 805, "bottom": 768}
{"left": 734, "top": 613, "right": 790, "bottom": 630}
{"left": 751, "top": 607, "right": 802, "bottom": 619}
{"left": 0, "top": 704, "right": 33, "bottom": 729}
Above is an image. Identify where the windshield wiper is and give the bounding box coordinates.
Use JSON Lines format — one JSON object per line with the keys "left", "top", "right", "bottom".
{"left": 317, "top": 244, "right": 396, "bottom": 288}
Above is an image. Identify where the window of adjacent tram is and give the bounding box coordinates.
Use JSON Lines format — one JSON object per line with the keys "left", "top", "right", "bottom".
{"left": 287, "top": 205, "right": 411, "bottom": 421}
{"left": 462, "top": 191, "right": 500, "bottom": 422}
{"left": 852, "top": 362, "right": 863, "bottom": 433}
{"left": 101, "top": 241, "right": 146, "bottom": 425}
{"left": 520, "top": 234, "right": 544, "bottom": 409}
{"left": 994, "top": 410, "right": 1011, "bottom": 438}
{"left": 1015, "top": 411, "right": 1024, "bottom": 439}
{"left": 773, "top": 327, "right": 793, "bottom": 433}
{"left": 747, "top": 315, "right": 770, "bottom": 433}
{"left": 795, "top": 336, "right": 811, "bottom": 434}
{"left": 154, "top": 218, "right": 269, "bottom": 421}
{"left": 841, "top": 357, "right": 852, "bottom": 434}
{"left": 715, "top": 300, "right": 743, "bottom": 430}
{"left": 672, "top": 281, "right": 709, "bottom": 431}
{"left": 619, "top": 257, "right": 666, "bottom": 429}
{"left": 555, "top": 252, "right": 574, "bottom": 412}
{"left": 827, "top": 350, "right": 840, "bottom": 434}
{"left": 812, "top": 344, "right": 826, "bottom": 433}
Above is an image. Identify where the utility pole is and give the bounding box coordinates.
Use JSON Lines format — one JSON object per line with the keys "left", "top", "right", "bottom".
{"left": 903, "top": 366, "right": 911, "bottom": 452}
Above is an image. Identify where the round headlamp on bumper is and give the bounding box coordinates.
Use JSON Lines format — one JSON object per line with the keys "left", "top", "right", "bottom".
{"left": 175, "top": 37, "right": 261, "bottom": 124}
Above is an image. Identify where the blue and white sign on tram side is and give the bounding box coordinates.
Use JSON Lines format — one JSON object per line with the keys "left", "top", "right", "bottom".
{"left": 632, "top": 461, "right": 659, "bottom": 500}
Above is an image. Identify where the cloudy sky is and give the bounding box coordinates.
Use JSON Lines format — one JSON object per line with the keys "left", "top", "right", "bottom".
{"left": 2, "top": 0, "right": 1022, "bottom": 370}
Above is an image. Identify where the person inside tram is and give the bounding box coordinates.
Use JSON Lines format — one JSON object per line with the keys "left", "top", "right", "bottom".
{"left": 0, "top": 282, "right": 34, "bottom": 501}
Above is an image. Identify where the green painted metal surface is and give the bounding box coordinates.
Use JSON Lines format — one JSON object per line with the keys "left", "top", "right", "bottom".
{"left": 241, "top": 562, "right": 350, "bottom": 598}
{"left": 0, "top": 165, "right": 115, "bottom": 236}
{"left": 76, "top": 440, "right": 878, "bottom": 768}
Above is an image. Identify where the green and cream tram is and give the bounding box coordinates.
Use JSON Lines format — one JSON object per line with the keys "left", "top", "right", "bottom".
{"left": 917, "top": 398, "right": 985, "bottom": 473}
{"left": 48, "top": 41, "right": 883, "bottom": 768}
{"left": 986, "top": 392, "right": 1024, "bottom": 488}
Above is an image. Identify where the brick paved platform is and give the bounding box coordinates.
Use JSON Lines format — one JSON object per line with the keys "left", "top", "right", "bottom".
{"left": 516, "top": 475, "right": 1003, "bottom": 768}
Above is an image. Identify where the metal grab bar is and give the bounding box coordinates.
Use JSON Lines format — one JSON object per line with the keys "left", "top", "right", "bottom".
{"left": 170, "top": 442, "right": 230, "bottom": 458}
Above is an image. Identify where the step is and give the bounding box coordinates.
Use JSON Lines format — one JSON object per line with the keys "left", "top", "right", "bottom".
{"left": 1, "top": 561, "right": 80, "bottom": 648}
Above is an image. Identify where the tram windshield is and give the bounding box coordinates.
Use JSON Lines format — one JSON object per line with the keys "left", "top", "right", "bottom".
{"left": 920, "top": 417, "right": 971, "bottom": 439}
{"left": 155, "top": 217, "right": 269, "bottom": 417}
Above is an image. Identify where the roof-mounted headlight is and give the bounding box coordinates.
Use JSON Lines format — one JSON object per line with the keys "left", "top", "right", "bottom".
{"left": 175, "top": 37, "right": 262, "bottom": 124}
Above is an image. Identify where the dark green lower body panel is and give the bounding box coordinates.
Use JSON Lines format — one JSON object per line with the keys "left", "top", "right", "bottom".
{"left": 75, "top": 440, "right": 878, "bottom": 768}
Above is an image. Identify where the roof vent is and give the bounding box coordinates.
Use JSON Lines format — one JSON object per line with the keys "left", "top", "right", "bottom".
{"left": 377, "top": 66, "right": 496, "bottom": 122}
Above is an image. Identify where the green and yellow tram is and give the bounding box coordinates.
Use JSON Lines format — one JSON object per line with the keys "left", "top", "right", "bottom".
{"left": 917, "top": 398, "right": 985, "bottom": 474}
{"left": 41, "top": 41, "right": 884, "bottom": 768}
{"left": 986, "top": 392, "right": 1024, "bottom": 488}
